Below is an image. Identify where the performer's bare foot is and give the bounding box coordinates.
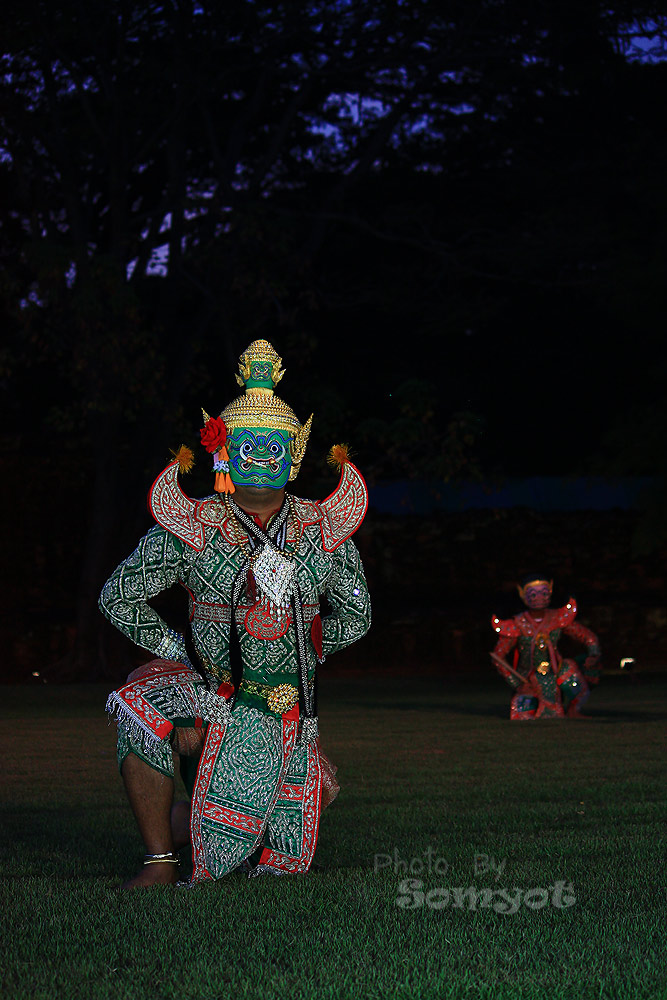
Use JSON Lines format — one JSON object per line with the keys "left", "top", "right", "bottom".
{"left": 120, "top": 753, "right": 179, "bottom": 890}
{"left": 121, "top": 801, "right": 190, "bottom": 888}
{"left": 121, "top": 861, "right": 180, "bottom": 890}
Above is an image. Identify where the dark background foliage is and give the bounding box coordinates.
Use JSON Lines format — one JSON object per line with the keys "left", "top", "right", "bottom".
{"left": 2, "top": 1, "right": 666, "bottom": 677}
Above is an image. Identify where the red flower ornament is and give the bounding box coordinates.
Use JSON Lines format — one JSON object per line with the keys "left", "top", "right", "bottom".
{"left": 200, "top": 416, "right": 227, "bottom": 454}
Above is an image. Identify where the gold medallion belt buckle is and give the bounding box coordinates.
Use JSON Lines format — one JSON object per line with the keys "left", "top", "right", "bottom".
{"left": 240, "top": 678, "right": 299, "bottom": 714}
{"left": 266, "top": 682, "right": 300, "bottom": 714}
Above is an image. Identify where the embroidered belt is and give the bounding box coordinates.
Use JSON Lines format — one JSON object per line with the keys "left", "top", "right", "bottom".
{"left": 192, "top": 599, "right": 320, "bottom": 625}
{"left": 240, "top": 679, "right": 300, "bottom": 713}
{"left": 203, "top": 663, "right": 308, "bottom": 714}
{"left": 192, "top": 602, "right": 244, "bottom": 624}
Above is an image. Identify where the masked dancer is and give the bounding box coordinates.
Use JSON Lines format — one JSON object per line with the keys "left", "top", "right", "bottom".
{"left": 491, "top": 576, "right": 600, "bottom": 720}
{"left": 100, "top": 340, "right": 371, "bottom": 886}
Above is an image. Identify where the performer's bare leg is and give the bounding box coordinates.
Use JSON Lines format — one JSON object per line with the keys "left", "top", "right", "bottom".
{"left": 120, "top": 753, "right": 179, "bottom": 889}
{"left": 171, "top": 799, "right": 191, "bottom": 850}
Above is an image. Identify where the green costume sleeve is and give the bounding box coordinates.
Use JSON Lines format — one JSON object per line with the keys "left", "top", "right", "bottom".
{"left": 320, "top": 537, "right": 371, "bottom": 657}
{"left": 98, "top": 524, "right": 188, "bottom": 661}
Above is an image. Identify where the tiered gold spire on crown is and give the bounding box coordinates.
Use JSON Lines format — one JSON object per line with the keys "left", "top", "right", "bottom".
{"left": 220, "top": 339, "right": 313, "bottom": 480}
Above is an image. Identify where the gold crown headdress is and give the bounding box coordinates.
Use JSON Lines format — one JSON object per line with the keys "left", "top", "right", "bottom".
{"left": 217, "top": 339, "right": 313, "bottom": 481}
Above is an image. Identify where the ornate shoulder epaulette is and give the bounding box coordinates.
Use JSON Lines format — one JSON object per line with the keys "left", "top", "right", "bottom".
{"left": 149, "top": 456, "right": 368, "bottom": 553}
{"left": 491, "top": 615, "right": 521, "bottom": 638}
{"left": 148, "top": 461, "right": 206, "bottom": 550}
{"left": 149, "top": 462, "right": 242, "bottom": 548}
{"left": 292, "top": 459, "right": 368, "bottom": 552}
{"left": 553, "top": 599, "right": 577, "bottom": 628}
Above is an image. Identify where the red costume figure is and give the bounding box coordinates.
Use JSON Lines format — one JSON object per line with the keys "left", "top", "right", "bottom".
{"left": 491, "top": 577, "right": 601, "bottom": 720}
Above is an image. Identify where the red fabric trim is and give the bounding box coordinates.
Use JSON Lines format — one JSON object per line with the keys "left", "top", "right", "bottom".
{"left": 147, "top": 461, "right": 204, "bottom": 550}
{"left": 244, "top": 601, "right": 292, "bottom": 640}
{"left": 278, "top": 783, "right": 305, "bottom": 802}
{"left": 201, "top": 803, "right": 264, "bottom": 834}
{"left": 258, "top": 739, "right": 322, "bottom": 873}
{"left": 283, "top": 704, "right": 299, "bottom": 724}
{"left": 310, "top": 614, "right": 323, "bottom": 659}
{"left": 190, "top": 721, "right": 228, "bottom": 883}
{"left": 115, "top": 663, "right": 197, "bottom": 739}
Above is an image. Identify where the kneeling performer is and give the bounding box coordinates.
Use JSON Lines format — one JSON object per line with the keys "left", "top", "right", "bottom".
{"left": 100, "top": 340, "right": 371, "bottom": 886}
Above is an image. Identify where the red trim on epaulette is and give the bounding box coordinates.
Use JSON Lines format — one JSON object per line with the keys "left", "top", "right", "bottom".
{"left": 148, "top": 461, "right": 205, "bottom": 551}
{"left": 491, "top": 615, "right": 521, "bottom": 638}
{"left": 290, "top": 496, "right": 323, "bottom": 526}
{"left": 291, "top": 460, "right": 368, "bottom": 551}
{"left": 319, "top": 460, "right": 369, "bottom": 551}
{"left": 553, "top": 599, "right": 577, "bottom": 628}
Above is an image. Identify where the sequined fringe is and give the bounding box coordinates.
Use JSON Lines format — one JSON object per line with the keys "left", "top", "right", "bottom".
{"left": 105, "top": 692, "right": 163, "bottom": 750}
{"left": 106, "top": 681, "right": 204, "bottom": 750}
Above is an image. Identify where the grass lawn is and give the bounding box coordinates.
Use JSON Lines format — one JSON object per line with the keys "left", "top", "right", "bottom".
{"left": 1, "top": 673, "right": 666, "bottom": 1000}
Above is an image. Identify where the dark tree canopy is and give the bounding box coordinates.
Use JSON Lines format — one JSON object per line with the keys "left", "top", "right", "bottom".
{"left": 1, "top": 0, "right": 666, "bottom": 674}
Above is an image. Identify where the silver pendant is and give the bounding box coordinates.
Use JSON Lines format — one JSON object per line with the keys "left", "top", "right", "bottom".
{"left": 252, "top": 545, "right": 296, "bottom": 608}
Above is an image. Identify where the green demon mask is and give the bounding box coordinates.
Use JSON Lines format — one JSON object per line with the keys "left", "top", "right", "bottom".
{"left": 226, "top": 426, "right": 293, "bottom": 489}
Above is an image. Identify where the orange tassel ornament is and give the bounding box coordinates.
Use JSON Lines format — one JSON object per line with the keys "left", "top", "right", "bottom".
{"left": 327, "top": 443, "right": 351, "bottom": 470}
{"left": 213, "top": 446, "right": 235, "bottom": 494}
{"left": 171, "top": 445, "right": 195, "bottom": 474}
{"left": 214, "top": 469, "right": 235, "bottom": 494}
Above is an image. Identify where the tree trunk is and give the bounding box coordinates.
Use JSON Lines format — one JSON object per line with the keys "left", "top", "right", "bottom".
{"left": 61, "top": 411, "right": 131, "bottom": 681}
